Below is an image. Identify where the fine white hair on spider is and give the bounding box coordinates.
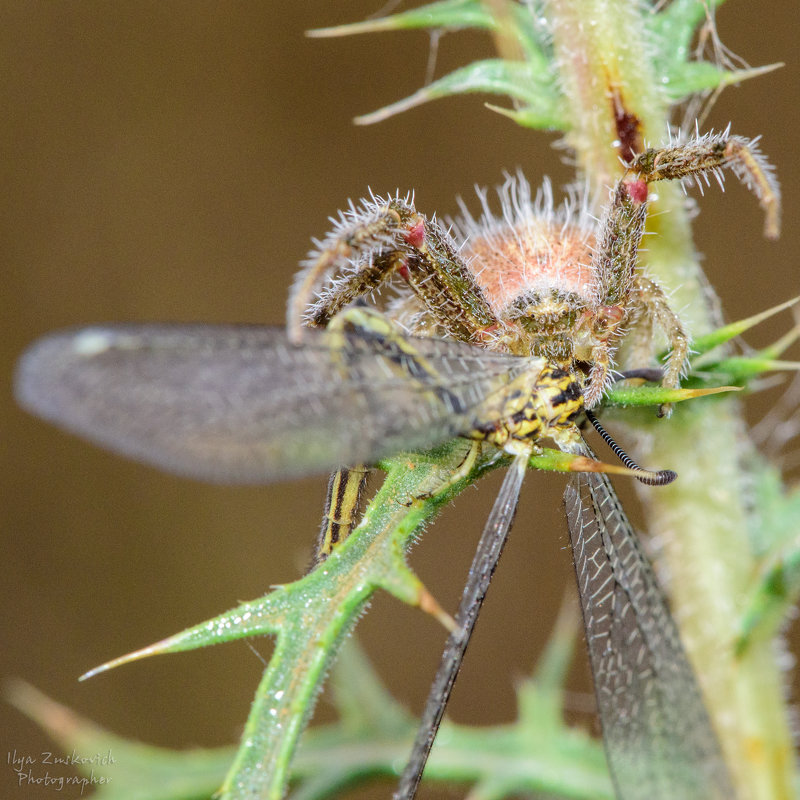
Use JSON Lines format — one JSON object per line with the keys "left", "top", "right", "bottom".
{"left": 287, "top": 130, "right": 780, "bottom": 409}
{"left": 448, "top": 172, "right": 598, "bottom": 315}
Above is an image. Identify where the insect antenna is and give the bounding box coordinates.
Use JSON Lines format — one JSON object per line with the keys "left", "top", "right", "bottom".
{"left": 585, "top": 409, "right": 676, "bottom": 486}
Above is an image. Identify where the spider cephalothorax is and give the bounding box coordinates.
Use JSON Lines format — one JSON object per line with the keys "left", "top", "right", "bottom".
{"left": 289, "top": 131, "right": 779, "bottom": 407}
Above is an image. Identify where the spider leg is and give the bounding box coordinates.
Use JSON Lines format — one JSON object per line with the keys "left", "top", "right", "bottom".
{"left": 289, "top": 195, "right": 500, "bottom": 345}
{"left": 587, "top": 131, "right": 779, "bottom": 406}
{"left": 288, "top": 198, "right": 412, "bottom": 340}
{"left": 629, "top": 131, "right": 781, "bottom": 239}
{"left": 629, "top": 275, "right": 690, "bottom": 417}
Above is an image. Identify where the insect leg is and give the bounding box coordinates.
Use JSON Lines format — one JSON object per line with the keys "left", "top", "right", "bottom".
{"left": 394, "top": 445, "right": 531, "bottom": 800}
{"left": 309, "top": 465, "right": 370, "bottom": 567}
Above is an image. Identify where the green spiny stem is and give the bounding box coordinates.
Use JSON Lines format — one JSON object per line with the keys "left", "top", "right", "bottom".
{"left": 219, "top": 439, "right": 513, "bottom": 798}
{"left": 545, "top": 1, "right": 794, "bottom": 797}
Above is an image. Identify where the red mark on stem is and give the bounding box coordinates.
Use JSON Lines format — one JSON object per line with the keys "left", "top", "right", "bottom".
{"left": 609, "top": 85, "right": 642, "bottom": 163}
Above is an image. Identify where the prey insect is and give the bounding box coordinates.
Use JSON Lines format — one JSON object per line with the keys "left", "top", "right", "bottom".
{"left": 15, "top": 307, "right": 713, "bottom": 800}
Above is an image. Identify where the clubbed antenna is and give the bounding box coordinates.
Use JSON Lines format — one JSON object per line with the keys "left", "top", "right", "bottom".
{"left": 585, "top": 410, "right": 677, "bottom": 486}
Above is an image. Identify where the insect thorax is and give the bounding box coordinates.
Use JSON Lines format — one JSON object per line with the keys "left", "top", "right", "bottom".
{"left": 465, "top": 363, "right": 584, "bottom": 450}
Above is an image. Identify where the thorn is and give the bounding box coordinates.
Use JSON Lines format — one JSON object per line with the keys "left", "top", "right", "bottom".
{"left": 78, "top": 639, "right": 169, "bottom": 681}
{"left": 418, "top": 585, "right": 457, "bottom": 633}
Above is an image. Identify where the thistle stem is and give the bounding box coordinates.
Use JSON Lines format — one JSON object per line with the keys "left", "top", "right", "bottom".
{"left": 545, "top": 1, "right": 794, "bottom": 796}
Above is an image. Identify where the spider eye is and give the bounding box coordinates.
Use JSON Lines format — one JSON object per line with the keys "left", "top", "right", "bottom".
{"left": 505, "top": 290, "right": 583, "bottom": 330}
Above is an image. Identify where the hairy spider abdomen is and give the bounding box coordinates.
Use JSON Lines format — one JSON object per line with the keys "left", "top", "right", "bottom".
{"left": 464, "top": 222, "right": 596, "bottom": 313}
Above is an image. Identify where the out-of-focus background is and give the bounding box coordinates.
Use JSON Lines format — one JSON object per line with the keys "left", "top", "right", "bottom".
{"left": 2, "top": 3, "right": 797, "bottom": 798}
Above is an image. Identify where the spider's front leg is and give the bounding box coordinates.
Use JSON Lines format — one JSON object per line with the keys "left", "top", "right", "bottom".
{"left": 288, "top": 195, "right": 499, "bottom": 344}
{"left": 585, "top": 130, "right": 781, "bottom": 408}
{"left": 291, "top": 195, "right": 502, "bottom": 565}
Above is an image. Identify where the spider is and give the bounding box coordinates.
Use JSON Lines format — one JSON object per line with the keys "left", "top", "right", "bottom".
{"left": 295, "top": 130, "right": 779, "bottom": 563}
{"left": 289, "top": 131, "right": 780, "bottom": 410}
{"left": 282, "top": 130, "right": 781, "bottom": 795}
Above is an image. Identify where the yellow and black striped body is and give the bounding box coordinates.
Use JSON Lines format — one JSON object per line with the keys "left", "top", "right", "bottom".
{"left": 465, "top": 364, "right": 583, "bottom": 450}
{"left": 312, "top": 466, "right": 369, "bottom": 566}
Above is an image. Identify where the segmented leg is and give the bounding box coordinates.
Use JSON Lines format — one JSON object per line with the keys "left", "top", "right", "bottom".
{"left": 287, "top": 198, "right": 410, "bottom": 341}
{"left": 586, "top": 130, "right": 781, "bottom": 404}
{"left": 632, "top": 274, "right": 689, "bottom": 378}
{"left": 310, "top": 465, "right": 369, "bottom": 567}
{"left": 629, "top": 130, "right": 781, "bottom": 239}
{"left": 582, "top": 183, "right": 649, "bottom": 405}
{"left": 289, "top": 194, "right": 500, "bottom": 346}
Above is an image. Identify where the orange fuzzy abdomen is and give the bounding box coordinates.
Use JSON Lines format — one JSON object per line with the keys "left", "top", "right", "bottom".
{"left": 465, "top": 224, "right": 596, "bottom": 312}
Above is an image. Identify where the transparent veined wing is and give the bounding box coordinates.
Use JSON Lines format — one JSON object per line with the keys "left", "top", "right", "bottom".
{"left": 564, "top": 455, "right": 734, "bottom": 800}
{"left": 15, "top": 324, "right": 543, "bottom": 484}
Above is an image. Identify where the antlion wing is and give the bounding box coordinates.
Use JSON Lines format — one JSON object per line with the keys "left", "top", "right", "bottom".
{"left": 564, "top": 459, "right": 734, "bottom": 800}
{"left": 15, "top": 324, "right": 538, "bottom": 484}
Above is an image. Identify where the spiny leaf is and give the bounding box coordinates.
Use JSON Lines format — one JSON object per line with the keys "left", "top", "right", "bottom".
{"left": 660, "top": 62, "right": 782, "bottom": 102}
{"left": 691, "top": 296, "right": 799, "bottom": 358}
{"left": 604, "top": 382, "right": 739, "bottom": 408}
{"left": 310, "top": 0, "right": 550, "bottom": 69}
{"left": 213, "top": 446, "right": 469, "bottom": 799}
{"left": 353, "top": 59, "right": 563, "bottom": 129}
{"left": 699, "top": 357, "right": 800, "bottom": 383}
{"left": 9, "top": 616, "right": 613, "bottom": 800}
{"left": 308, "top": 0, "right": 495, "bottom": 38}
{"left": 314, "top": 0, "right": 777, "bottom": 134}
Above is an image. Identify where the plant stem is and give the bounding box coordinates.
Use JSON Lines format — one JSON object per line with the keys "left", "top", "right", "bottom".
{"left": 545, "top": 1, "right": 794, "bottom": 797}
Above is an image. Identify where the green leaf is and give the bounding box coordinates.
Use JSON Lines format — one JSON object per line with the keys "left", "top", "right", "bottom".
{"left": 604, "top": 382, "right": 739, "bottom": 408}
{"left": 661, "top": 62, "right": 782, "bottom": 102}
{"left": 308, "top": 0, "right": 495, "bottom": 38}
{"left": 736, "top": 469, "right": 800, "bottom": 654}
{"left": 354, "top": 59, "right": 563, "bottom": 129}
{"left": 691, "top": 296, "right": 799, "bottom": 358}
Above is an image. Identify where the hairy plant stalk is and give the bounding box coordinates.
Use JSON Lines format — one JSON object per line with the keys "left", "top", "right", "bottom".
{"left": 545, "top": 1, "right": 793, "bottom": 797}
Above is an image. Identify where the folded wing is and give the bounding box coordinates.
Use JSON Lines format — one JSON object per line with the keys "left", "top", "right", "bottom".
{"left": 16, "top": 324, "right": 539, "bottom": 483}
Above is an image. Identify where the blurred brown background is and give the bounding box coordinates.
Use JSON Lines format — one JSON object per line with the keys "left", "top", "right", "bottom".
{"left": 2, "top": 3, "right": 798, "bottom": 798}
